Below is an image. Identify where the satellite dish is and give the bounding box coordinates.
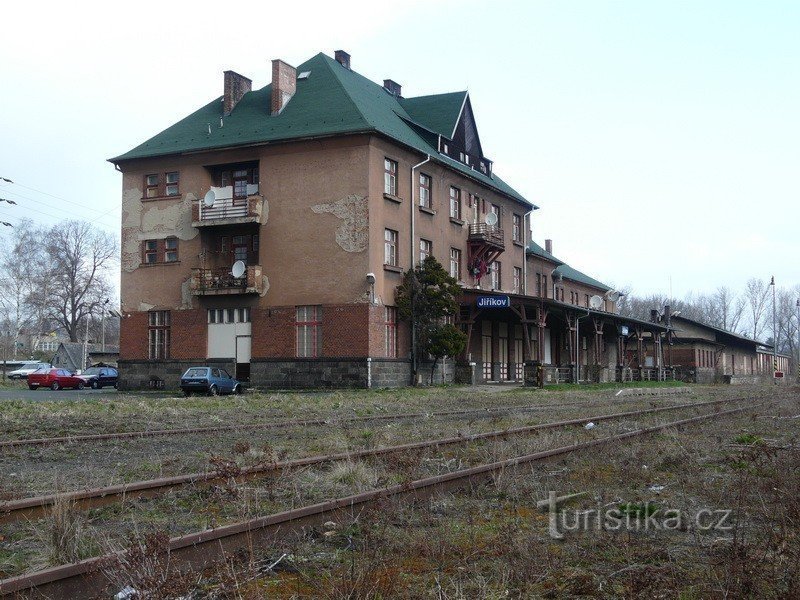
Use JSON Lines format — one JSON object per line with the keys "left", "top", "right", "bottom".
{"left": 485, "top": 211, "right": 498, "bottom": 226}
{"left": 203, "top": 190, "right": 216, "bottom": 208}
{"left": 589, "top": 295, "right": 604, "bottom": 310}
{"left": 231, "top": 260, "right": 246, "bottom": 278}
{"left": 606, "top": 290, "right": 621, "bottom": 302}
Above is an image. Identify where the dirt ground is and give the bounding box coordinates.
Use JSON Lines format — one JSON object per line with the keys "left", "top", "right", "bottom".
{"left": 0, "top": 382, "right": 796, "bottom": 598}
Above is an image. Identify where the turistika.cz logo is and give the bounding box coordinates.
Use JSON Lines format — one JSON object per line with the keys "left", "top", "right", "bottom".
{"left": 539, "top": 491, "right": 734, "bottom": 540}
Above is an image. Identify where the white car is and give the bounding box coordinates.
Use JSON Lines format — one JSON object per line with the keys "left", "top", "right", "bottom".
{"left": 7, "top": 362, "right": 52, "bottom": 380}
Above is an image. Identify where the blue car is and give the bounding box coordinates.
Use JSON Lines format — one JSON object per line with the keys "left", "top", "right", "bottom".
{"left": 180, "top": 366, "right": 243, "bottom": 396}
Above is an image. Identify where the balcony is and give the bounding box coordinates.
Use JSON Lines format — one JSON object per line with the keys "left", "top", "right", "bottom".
{"left": 468, "top": 223, "right": 505, "bottom": 250}
{"left": 190, "top": 265, "right": 263, "bottom": 296}
{"left": 192, "top": 190, "right": 262, "bottom": 227}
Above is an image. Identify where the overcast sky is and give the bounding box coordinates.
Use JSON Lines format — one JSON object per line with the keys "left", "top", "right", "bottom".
{"left": 1, "top": 0, "right": 797, "bottom": 299}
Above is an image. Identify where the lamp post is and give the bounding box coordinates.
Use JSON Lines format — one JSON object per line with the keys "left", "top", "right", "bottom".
{"left": 770, "top": 276, "right": 777, "bottom": 383}
{"left": 796, "top": 297, "right": 799, "bottom": 382}
{"left": 101, "top": 299, "right": 109, "bottom": 352}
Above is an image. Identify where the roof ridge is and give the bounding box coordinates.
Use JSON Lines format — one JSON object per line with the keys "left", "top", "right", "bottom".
{"left": 318, "top": 53, "right": 374, "bottom": 131}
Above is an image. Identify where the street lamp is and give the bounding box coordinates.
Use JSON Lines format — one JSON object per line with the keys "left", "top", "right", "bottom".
{"left": 770, "top": 276, "right": 777, "bottom": 383}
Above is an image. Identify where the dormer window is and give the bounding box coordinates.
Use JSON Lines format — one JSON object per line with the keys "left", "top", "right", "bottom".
{"left": 213, "top": 162, "right": 259, "bottom": 203}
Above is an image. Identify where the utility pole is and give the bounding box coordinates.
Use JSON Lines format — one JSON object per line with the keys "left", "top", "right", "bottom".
{"left": 796, "top": 297, "right": 799, "bottom": 382}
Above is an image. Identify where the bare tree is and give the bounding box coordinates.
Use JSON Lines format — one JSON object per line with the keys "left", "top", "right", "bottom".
{"left": 31, "top": 221, "right": 118, "bottom": 342}
{"left": 743, "top": 278, "right": 771, "bottom": 340}
{"left": 0, "top": 220, "right": 46, "bottom": 357}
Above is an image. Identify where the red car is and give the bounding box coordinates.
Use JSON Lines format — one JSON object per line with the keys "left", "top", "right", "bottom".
{"left": 27, "top": 368, "right": 86, "bottom": 391}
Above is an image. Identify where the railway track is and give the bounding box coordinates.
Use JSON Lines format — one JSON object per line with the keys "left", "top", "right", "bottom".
{"left": 0, "top": 392, "right": 695, "bottom": 449}
{"left": 0, "top": 397, "right": 736, "bottom": 524}
{"left": 0, "top": 400, "right": 763, "bottom": 599}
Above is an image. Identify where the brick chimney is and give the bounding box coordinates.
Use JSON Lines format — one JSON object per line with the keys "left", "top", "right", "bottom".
{"left": 223, "top": 71, "right": 252, "bottom": 116}
{"left": 545, "top": 239, "right": 553, "bottom": 254}
{"left": 271, "top": 59, "right": 296, "bottom": 115}
{"left": 334, "top": 50, "right": 351, "bottom": 70}
{"left": 383, "top": 79, "right": 402, "bottom": 97}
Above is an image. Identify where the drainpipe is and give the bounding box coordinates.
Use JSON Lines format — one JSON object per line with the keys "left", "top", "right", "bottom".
{"left": 409, "top": 155, "right": 431, "bottom": 384}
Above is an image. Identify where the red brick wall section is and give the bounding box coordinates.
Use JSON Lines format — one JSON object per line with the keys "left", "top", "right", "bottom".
{"left": 251, "top": 304, "right": 371, "bottom": 359}
{"left": 120, "top": 310, "right": 207, "bottom": 361}
{"left": 324, "top": 304, "right": 369, "bottom": 357}
{"left": 170, "top": 310, "right": 207, "bottom": 359}
{"left": 251, "top": 306, "right": 296, "bottom": 357}
{"left": 120, "top": 312, "right": 149, "bottom": 360}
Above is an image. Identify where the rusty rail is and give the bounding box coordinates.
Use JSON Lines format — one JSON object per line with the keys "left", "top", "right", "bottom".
{"left": 0, "top": 398, "right": 740, "bottom": 524}
{"left": 0, "top": 394, "right": 692, "bottom": 450}
{"left": 0, "top": 402, "right": 761, "bottom": 599}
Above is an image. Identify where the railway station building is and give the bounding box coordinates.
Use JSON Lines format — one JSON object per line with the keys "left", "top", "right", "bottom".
{"left": 112, "top": 50, "right": 668, "bottom": 390}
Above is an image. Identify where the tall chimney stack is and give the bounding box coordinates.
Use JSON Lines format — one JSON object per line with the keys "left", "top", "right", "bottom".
{"left": 271, "top": 59, "right": 297, "bottom": 115}
{"left": 545, "top": 239, "right": 553, "bottom": 254}
{"left": 334, "top": 50, "right": 351, "bottom": 70}
{"left": 223, "top": 71, "right": 252, "bottom": 116}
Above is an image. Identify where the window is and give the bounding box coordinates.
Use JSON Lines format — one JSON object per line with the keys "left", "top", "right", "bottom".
{"left": 450, "top": 248, "right": 461, "bottom": 280}
{"left": 490, "top": 262, "right": 501, "bottom": 290}
{"left": 419, "top": 173, "right": 432, "bottom": 209}
{"left": 449, "top": 187, "right": 461, "bottom": 220}
{"left": 585, "top": 294, "right": 590, "bottom": 308}
{"left": 490, "top": 204, "right": 501, "bottom": 228}
{"left": 513, "top": 267, "right": 522, "bottom": 294}
{"left": 570, "top": 291, "right": 575, "bottom": 304}
{"left": 536, "top": 273, "right": 542, "bottom": 296}
{"left": 296, "top": 306, "right": 321, "bottom": 358}
{"left": 164, "top": 237, "right": 178, "bottom": 262}
{"left": 512, "top": 214, "right": 522, "bottom": 242}
{"left": 144, "top": 172, "right": 180, "bottom": 198}
{"left": 384, "top": 229, "right": 398, "bottom": 266}
{"left": 384, "top": 158, "right": 398, "bottom": 195}
{"left": 419, "top": 238, "right": 432, "bottom": 263}
{"left": 542, "top": 274, "right": 548, "bottom": 298}
{"left": 145, "top": 174, "right": 159, "bottom": 198}
{"left": 144, "top": 240, "right": 157, "bottom": 264}
{"left": 385, "top": 306, "right": 398, "bottom": 358}
{"left": 165, "top": 172, "right": 179, "bottom": 196}
{"left": 148, "top": 311, "right": 170, "bottom": 359}
{"left": 218, "top": 164, "right": 259, "bottom": 198}
{"left": 208, "top": 308, "right": 250, "bottom": 323}
{"left": 238, "top": 307, "right": 251, "bottom": 323}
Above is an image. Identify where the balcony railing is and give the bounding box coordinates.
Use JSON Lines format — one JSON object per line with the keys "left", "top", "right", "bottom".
{"left": 468, "top": 223, "right": 505, "bottom": 249}
{"left": 190, "top": 265, "right": 263, "bottom": 295}
{"left": 192, "top": 194, "right": 262, "bottom": 225}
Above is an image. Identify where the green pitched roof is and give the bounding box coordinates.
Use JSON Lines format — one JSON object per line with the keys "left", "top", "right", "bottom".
{"left": 398, "top": 91, "right": 466, "bottom": 138}
{"left": 527, "top": 240, "right": 610, "bottom": 291}
{"left": 526, "top": 240, "right": 564, "bottom": 265}
{"left": 553, "top": 263, "right": 611, "bottom": 291}
{"left": 111, "top": 53, "right": 531, "bottom": 207}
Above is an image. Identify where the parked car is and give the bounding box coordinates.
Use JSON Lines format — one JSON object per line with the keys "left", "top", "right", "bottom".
{"left": 27, "top": 368, "right": 86, "bottom": 390}
{"left": 180, "top": 366, "right": 242, "bottom": 396}
{"left": 7, "top": 362, "right": 52, "bottom": 380}
{"left": 77, "top": 366, "right": 118, "bottom": 389}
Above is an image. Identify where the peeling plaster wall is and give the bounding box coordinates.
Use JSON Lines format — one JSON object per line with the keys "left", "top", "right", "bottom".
{"left": 311, "top": 194, "right": 368, "bottom": 253}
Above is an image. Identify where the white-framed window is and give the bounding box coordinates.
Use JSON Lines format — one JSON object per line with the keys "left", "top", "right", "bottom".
{"left": 419, "top": 173, "right": 432, "bottom": 208}
{"left": 513, "top": 267, "right": 522, "bottom": 294}
{"left": 490, "top": 262, "right": 501, "bottom": 290}
{"left": 148, "top": 311, "right": 170, "bottom": 359}
{"left": 449, "top": 187, "right": 461, "bottom": 220}
{"left": 385, "top": 306, "right": 398, "bottom": 358}
{"left": 419, "top": 238, "right": 432, "bottom": 263}
{"left": 512, "top": 214, "right": 522, "bottom": 242}
{"left": 450, "top": 248, "right": 461, "bottom": 280}
{"left": 384, "top": 158, "right": 398, "bottom": 195}
{"left": 296, "top": 306, "right": 322, "bottom": 358}
{"left": 384, "top": 228, "right": 398, "bottom": 266}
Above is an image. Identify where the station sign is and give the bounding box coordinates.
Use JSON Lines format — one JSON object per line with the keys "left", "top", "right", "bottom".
{"left": 477, "top": 295, "right": 510, "bottom": 309}
{"left": 774, "top": 371, "right": 784, "bottom": 378}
